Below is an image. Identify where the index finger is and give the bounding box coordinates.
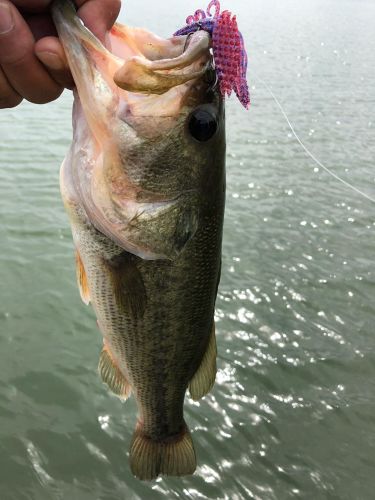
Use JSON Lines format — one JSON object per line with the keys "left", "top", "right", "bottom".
{"left": 35, "top": 0, "right": 121, "bottom": 92}
{"left": 0, "top": 1, "right": 62, "bottom": 103}
{"left": 76, "top": 0, "right": 121, "bottom": 42}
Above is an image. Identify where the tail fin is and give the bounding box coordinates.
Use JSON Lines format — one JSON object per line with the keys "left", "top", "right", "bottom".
{"left": 130, "top": 423, "right": 196, "bottom": 481}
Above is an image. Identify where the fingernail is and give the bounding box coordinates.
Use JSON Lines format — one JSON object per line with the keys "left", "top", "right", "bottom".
{"left": 36, "top": 51, "right": 65, "bottom": 71}
{"left": 0, "top": 2, "right": 14, "bottom": 35}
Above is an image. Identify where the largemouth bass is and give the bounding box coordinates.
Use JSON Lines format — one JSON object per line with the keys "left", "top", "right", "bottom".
{"left": 52, "top": 0, "right": 245, "bottom": 481}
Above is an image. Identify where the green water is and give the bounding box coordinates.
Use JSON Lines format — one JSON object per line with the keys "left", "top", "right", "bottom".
{"left": 1, "top": 0, "right": 375, "bottom": 498}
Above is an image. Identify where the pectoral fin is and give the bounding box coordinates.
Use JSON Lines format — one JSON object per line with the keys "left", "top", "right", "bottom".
{"left": 105, "top": 252, "right": 147, "bottom": 319}
{"left": 75, "top": 249, "right": 90, "bottom": 305}
{"left": 189, "top": 323, "right": 217, "bottom": 401}
{"left": 98, "top": 343, "right": 131, "bottom": 401}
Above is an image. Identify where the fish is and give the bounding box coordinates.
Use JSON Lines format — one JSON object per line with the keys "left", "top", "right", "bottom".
{"left": 51, "top": 0, "right": 226, "bottom": 481}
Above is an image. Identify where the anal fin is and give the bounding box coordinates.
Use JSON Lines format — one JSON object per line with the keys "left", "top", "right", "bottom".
{"left": 189, "top": 323, "right": 217, "bottom": 401}
{"left": 98, "top": 343, "right": 131, "bottom": 401}
{"left": 75, "top": 249, "right": 90, "bottom": 305}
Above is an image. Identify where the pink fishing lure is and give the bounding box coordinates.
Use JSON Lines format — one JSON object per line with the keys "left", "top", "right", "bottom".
{"left": 174, "top": 0, "right": 250, "bottom": 109}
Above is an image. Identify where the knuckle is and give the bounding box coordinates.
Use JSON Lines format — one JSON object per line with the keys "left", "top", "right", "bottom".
{"left": 1, "top": 50, "right": 29, "bottom": 68}
{"left": 0, "top": 94, "right": 23, "bottom": 109}
{"left": 47, "top": 68, "right": 74, "bottom": 90}
{"left": 28, "top": 86, "right": 63, "bottom": 105}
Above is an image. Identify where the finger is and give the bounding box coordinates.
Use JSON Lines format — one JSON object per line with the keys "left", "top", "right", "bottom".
{"left": 8, "top": 1, "right": 51, "bottom": 13}
{"left": 76, "top": 0, "right": 121, "bottom": 42}
{"left": 26, "top": 12, "right": 57, "bottom": 40}
{"left": 0, "top": 1, "right": 63, "bottom": 104}
{"left": 35, "top": 36, "right": 75, "bottom": 89}
{"left": 0, "top": 66, "right": 22, "bottom": 108}
{"left": 37, "top": 1, "right": 121, "bottom": 90}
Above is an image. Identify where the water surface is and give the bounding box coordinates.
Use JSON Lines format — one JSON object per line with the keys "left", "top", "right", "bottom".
{"left": 0, "top": 0, "right": 375, "bottom": 498}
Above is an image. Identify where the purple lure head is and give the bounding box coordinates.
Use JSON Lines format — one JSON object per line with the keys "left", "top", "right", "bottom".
{"left": 174, "top": 1, "right": 250, "bottom": 109}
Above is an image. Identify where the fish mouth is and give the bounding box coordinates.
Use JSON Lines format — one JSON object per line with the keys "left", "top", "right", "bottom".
{"left": 113, "top": 28, "right": 211, "bottom": 96}
{"left": 52, "top": 0, "right": 213, "bottom": 126}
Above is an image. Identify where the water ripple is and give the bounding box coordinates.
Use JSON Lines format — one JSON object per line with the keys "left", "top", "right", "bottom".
{"left": 1, "top": 0, "right": 375, "bottom": 498}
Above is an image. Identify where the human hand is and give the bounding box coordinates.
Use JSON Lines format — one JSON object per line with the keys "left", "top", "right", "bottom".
{"left": 0, "top": 0, "right": 121, "bottom": 108}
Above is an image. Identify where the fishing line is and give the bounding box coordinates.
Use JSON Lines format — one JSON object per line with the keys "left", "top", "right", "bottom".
{"left": 255, "top": 75, "right": 375, "bottom": 204}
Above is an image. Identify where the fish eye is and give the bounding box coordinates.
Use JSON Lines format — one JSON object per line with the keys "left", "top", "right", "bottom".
{"left": 188, "top": 108, "right": 218, "bottom": 142}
